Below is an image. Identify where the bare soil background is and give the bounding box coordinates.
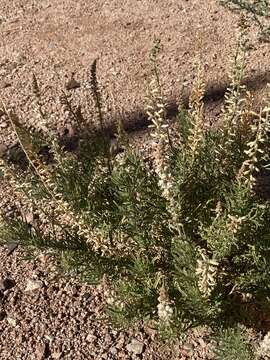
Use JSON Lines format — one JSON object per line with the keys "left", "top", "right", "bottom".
{"left": 1, "top": 1, "right": 270, "bottom": 359}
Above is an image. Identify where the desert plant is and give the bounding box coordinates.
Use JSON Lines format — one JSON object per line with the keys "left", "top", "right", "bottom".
{"left": 1, "top": 35, "right": 270, "bottom": 358}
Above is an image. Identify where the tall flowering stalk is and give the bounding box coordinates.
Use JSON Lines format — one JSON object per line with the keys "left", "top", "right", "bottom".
{"left": 196, "top": 249, "right": 219, "bottom": 299}
{"left": 238, "top": 102, "right": 270, "bottom": 188}
{"left": 146, "top": 40, "right": 173, "bottom": 195}
{"left": 146, "top": 79, "right": 173, "bottom": 200}
{"left": 157, "top": 286, "right": 174, "bottom": 323}
{"left": 146, "top": 41, "right": 181, "bottom": 237}
{"left": 188, "top": 63, "right": 206, "bottom": 163}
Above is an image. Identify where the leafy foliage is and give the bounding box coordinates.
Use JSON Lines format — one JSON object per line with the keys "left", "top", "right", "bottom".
{"left": 1, "top": 37, "right": 270, "bottom": 358}
{"left": 214, "top": 326, "right": 254, "bottom": 360}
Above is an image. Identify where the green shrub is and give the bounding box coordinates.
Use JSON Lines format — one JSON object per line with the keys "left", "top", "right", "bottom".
{"left": 1, "top": 35, "right": 270, "bottom": 357}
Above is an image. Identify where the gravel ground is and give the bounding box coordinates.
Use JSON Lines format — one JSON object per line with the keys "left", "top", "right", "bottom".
{"left": 1, "top": 0, "right": 269, "bottom": 137}
{"left": 0, "top": 246, "right": 216, "bottom": 359}
{"left": 1, "top": 0, "right": 270, "bottom": 359}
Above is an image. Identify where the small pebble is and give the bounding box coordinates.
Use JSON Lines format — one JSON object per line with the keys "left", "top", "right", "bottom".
{"left": 25, "top": 279, "right": 43, "bottom": 292}
{"left": 7, "top": 317, "right": 17, "bottom": 327}
{"left": 0, "top": 278, "right": 15, "bottom": 291}
{"left": 65, "top": 78, "right": 80, "bottom": 90}
{"left": 126, "top": 339, "right": 144, "bottom": 355}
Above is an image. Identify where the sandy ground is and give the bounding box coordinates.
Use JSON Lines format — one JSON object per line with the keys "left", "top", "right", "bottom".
{"left": 1, "top": 0, "right": 269, "bottom": 132}
{"left": 1, "top": 1, "right": 270, "bottom": 359}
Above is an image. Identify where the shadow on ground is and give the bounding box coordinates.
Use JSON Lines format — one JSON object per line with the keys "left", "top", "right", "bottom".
{"left": 99, "top": 69, "right": 270, "bottom": 136}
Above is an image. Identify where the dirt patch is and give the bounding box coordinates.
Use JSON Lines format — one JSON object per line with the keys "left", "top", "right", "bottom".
{"left": 1, "top": 1, "right": 269, "bottom": 132}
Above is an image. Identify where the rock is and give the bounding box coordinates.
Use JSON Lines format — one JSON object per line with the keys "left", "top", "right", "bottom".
{"left": 51, "top": 352, "right": 62, "bottom": 359}
{"left": 6, "top": 242, "right": 19, "bottom": 255}
{"left": 65, "top": 78, "right": 80, "bottom": 90}
{"left": 36, "top": 343, "right": 50, "bottom": 359}
{"left": 0, "top": 81, "right": 11, "bottom": 89}
{"left": 144, "top": 325, "right": 157, "bottom": 339}
{"left": 86, "top": 333, "right": 97, "bottom": 343}
{"left": 81, "top": 292, "right": 92, "bottom": 301}
{"left": 118, "top": 351, "right": 127, "bottom": 358}
{"left": 0, "top": 143, "right": 7, "bottom": 157}
{"left": 0, "top": 278, "right": 15, "bottom": 291}
{"left": 104, "top": 333, "right": 112, "bottom": 344}
{"left": 0, "top": 311, "right": 6, "bottom": 321}
{"left": 25, "top": 279, "right": 43, "bottom": 292}
{"left": 110, "top": 347, "right": 117, "bottom": 355}
{"left": 7, "top": 317, "right": 17, "bottom": 326}
{"left": 0, "top": 121, "right": 7, "bottom": 128}
{"left": 126, "top": 339, "right": 144, "bottom": 355}
{"left": 183, "top": 343, "right": 195, "bottom": 357}
{"left": 183, "top": 343, "right": 195, "bottom": 351}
